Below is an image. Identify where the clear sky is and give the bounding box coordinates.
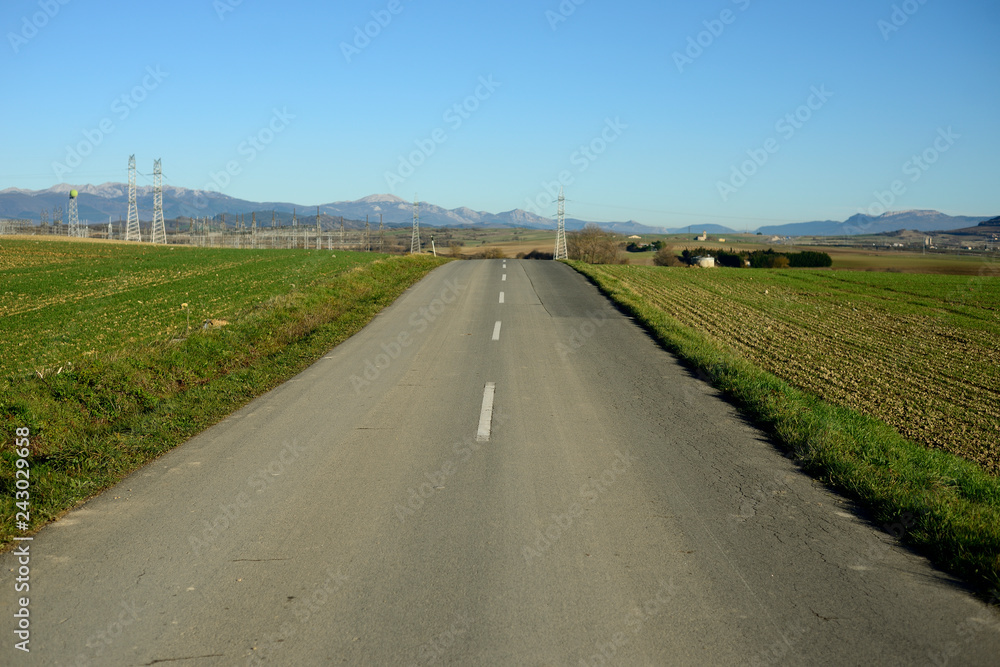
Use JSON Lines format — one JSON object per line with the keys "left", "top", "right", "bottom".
{"left": 2, "top": 0, "right": 998, "bottom": 229}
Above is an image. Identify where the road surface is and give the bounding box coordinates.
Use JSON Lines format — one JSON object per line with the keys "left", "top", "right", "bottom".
{"left": 3, "top": 259, "right": 999, "bottom": 665}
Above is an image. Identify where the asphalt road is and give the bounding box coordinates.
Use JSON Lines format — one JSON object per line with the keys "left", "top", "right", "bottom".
{"left": 3, "top": 259, "right": 999, "bottom": 665}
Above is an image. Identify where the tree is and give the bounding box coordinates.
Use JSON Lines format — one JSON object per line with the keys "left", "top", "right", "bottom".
{"left": 653, "top": 246, "right": 683, "bottom": 266}
{"left": 568, "top": 224, "right": 625, "bottom": 264}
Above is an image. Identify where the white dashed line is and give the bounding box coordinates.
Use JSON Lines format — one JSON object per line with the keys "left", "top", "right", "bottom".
{"left": 492, "top": 321, "right": 502, "bottom": 341}
{"left": 502, "top": 274, "right": 507, "bottom": 281}
{"left": 477, "top": 382, "right": 496, "bottom": 442}
{"left": 499, "top": 292, "right": 505, "bottom": 304}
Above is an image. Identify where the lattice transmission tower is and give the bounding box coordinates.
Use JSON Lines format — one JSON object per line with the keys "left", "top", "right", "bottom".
{"left": 67, "top": 191, "right": 80, "bottom": 237}
{"left": 125, "top": 155, "right": 141, "bottom": 241}
{"left": 151, "top": 159, "right": 166, "bottom": 244}
{"left": 553, "top": 186, "right": 568, "bottom": 260}
{"left": 410, "top": 195, "right": 420, "bottom": 254}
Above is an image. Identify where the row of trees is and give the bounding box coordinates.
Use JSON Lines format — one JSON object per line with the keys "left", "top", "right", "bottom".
{"left": 554, "top": 225, "right": 835, "bottom": 269}
{"left": 658, "top": 247, "right": 832, "bottom": 268}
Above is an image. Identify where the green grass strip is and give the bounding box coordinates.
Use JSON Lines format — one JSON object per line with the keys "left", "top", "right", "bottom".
{"left": 569, "top": 261, "right": 1000, "bottom": 596}
{"left": 1, "top": 255, "right": 448, "bottom": 549}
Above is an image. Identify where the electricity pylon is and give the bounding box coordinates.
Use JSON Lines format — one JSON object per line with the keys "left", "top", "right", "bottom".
{"left": 554, "top": 186, "right": 568, "bottom": 260}
{"left": 150, "top": 159, "right": 166, "bottom": 244}
{"left": 410, "top": 195, "right": 420, "bottom": 254}
{"left": 67, "top": 191, "right": 80, "bottom": 237}
{"left": 125, "top": 155, "right": 141, "bottom": 242}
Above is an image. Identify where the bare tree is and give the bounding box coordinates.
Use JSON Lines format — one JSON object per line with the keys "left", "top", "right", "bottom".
{"left": 568, "top": 224, "right": 625, "bottom": 264}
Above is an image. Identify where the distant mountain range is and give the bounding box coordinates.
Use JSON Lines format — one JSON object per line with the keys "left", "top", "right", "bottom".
{"left": 0, "top": 184, "right": 992, "bottom": 237}
{"left": 755, "top": 210, "right": 993, "bottom": 236}
{"left": 0, "top": 185, "right": 557, "bottom": 230}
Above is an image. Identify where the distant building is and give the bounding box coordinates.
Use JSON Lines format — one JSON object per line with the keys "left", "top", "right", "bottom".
{"left": 717, "top": 238, "right": 725, "bottom": 243}
{"left": 627, "top": 235, "right": 641, "bottom": 240}
{"left": 696, "top": 231, "right": 707, "bottom": 241}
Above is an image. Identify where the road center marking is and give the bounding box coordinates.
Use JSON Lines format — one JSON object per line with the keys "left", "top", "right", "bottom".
{"left": 499, "top": 292, "right": 505, "bottom": 304}
{"left": 477, "top": 382, "right": 496, "bottom": 442}
{"left": 492, "top": 321, "right": 502, "bottom": 341}
{"left": 502, "top": 274, "right": 507, "bottom": 281}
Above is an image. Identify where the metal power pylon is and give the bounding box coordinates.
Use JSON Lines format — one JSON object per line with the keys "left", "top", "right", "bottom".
{"left": 410, "top": 195, "right": 420, "bottom": 254}
{"left": 150, "top": 159, "right": 166, "bottom": 244}
{"left": 554, "top": 186, "right": 568, "bottom": 260}
{"left": 125, "top": 155, "right": 141, "bottom": 242}
{"left": 67, "top": 191, "right": 80, "bottom": 237}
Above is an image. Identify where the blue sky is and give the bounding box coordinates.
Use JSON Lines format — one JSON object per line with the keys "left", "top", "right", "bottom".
{"left": 2, "top": 0, "right": 998, "bottom": 229}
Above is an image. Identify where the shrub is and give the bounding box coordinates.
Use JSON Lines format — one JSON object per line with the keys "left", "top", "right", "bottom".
{"left": 653, "top": 246, "right": 684, "bottom": 267}
{"left": 748, "top": 249, "right": 789, "bottom": 268}
{"left": 787, "top": 251, "right": 833, "bottom": 268}
{"left": 478, "top": 247, "right": 506, "bottom": 259}
{"left": 715, "top": 249, "right": 743, "bottom": 268}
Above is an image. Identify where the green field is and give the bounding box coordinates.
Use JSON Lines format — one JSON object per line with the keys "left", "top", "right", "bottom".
{"left": 579, "top": 264, "right": 1000, "bottom": 473}
{"left": 1, "top": 238, "right": 447, "bottom": 546}
{"left": 0, "top": 239, "right": 388, "bottom": 383}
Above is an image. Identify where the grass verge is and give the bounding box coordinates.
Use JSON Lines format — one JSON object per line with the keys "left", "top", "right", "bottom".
{"left": 1, "top": 255, "right": 448, "bottom": 549}
{"left": 569, "top": 260, "right": 1000, "bottom": 596}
